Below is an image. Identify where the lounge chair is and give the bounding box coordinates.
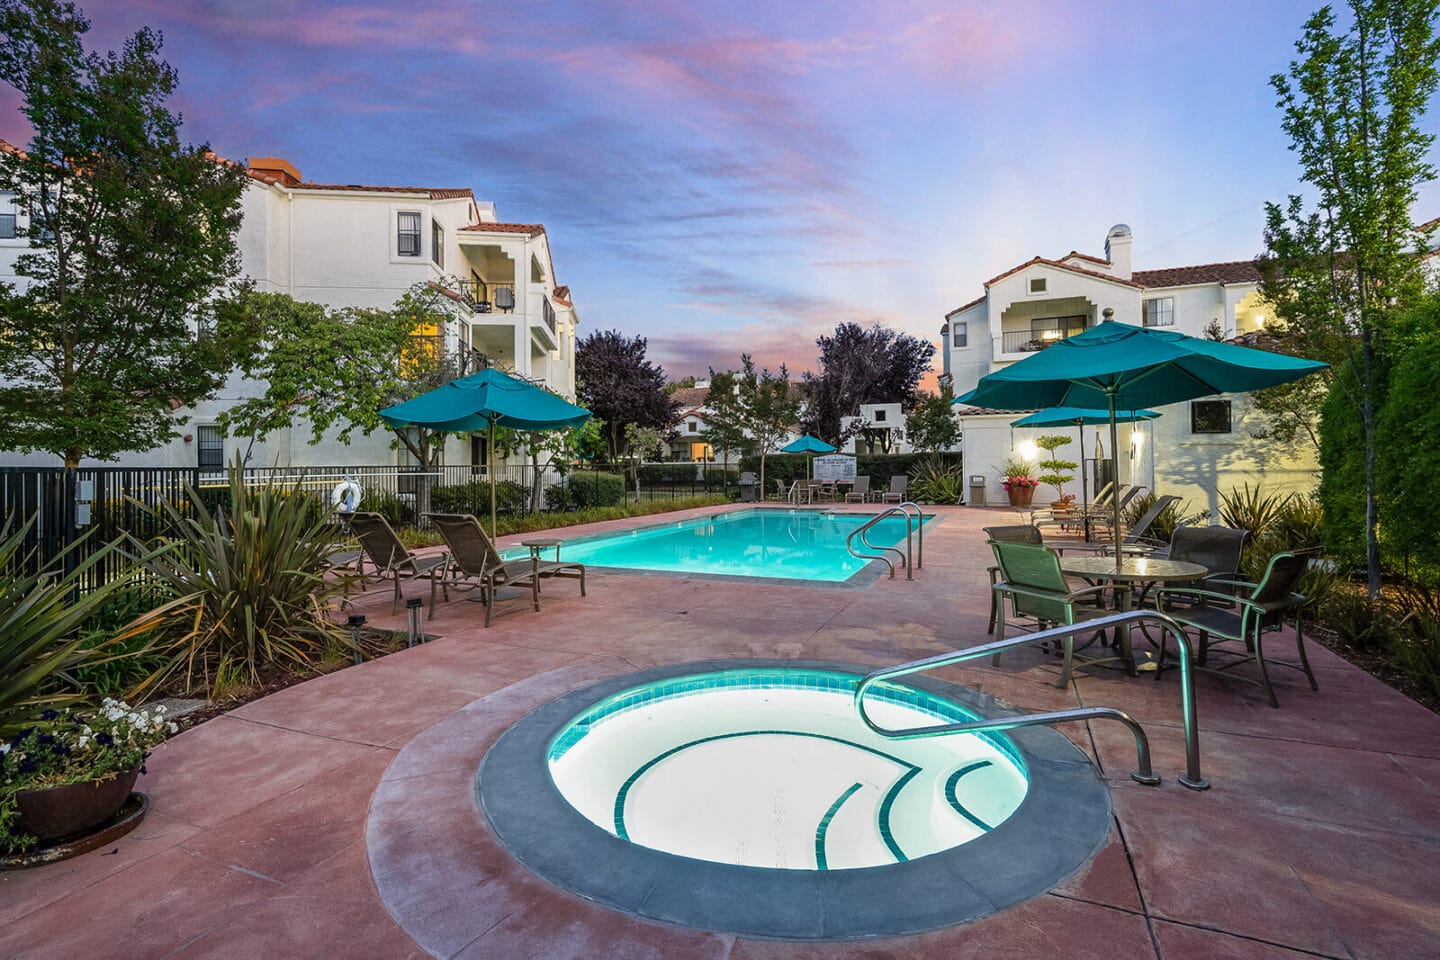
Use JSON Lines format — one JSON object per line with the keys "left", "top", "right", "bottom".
{"left": 347, "top": 512, "right": 447, "bottom": 615}
{"left": 1099, "top": 495, "right": 1180, "bottom": 555}
{"left": 426, "top": 513, "right": 586, "bottom": 626}
{"left": 844, "top": 476, "right": 871, "bottom": 502}
{"left": 881, "top": 475, "right": 908, "bottom": 503}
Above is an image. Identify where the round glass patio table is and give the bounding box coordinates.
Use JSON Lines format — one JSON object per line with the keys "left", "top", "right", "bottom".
{"left": 1059, "top": 556, "right": 1209, "bottom": 671}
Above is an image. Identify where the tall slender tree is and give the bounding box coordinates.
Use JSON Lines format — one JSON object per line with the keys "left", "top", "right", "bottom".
{"left": 0, "top": 0, "right": 248, "bottom": 465}
{"left": 1259, "top": 0, "right": 1439, "bottom": 598}
{"left": 706, "top": 356, "right": 800, "bottom": 496}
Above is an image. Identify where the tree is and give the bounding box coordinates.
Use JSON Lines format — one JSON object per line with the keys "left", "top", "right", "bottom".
{"left": 800, "top": 322, "right": 936, "bottom": 444}
{"left": 623, "top": 422, "right": 663, "bottom": 500}
{"left": 1375, "top": 296, "right": 1440, "bottom": 577}
{"left": 217, "top": 283, "right": 479, "bottom": 518}
{"left": 904, "top": 386, "right": 961, "bottom": 453}
{"left": 1259, "top": 0, "right": 1439, "bottom": 598}
{"left": 574, "top": 330, "right": 677, "bottom": 461}
{"left": 665, "top": 376, "right": 698, "bottom": 394}
{"left": 0, "top": 0, "right": 249, "bottom": 465}
{"left": 1034, "top": 435, "right": 1079, "bottom": 502}
{"left": 706, "top": 356, "right": 801, "bottom": 496}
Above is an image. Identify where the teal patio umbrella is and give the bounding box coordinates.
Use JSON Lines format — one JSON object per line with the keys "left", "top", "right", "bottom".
{"left": 1010, "top": 406, "right": 1161, "bottom": 514}
{"left": 379, "top": 368, "right": 592, "bottom": 538}
{"left": 956, "top": 316, "right": 1327, "bottom": 561}
{"left": 780, "top": 434, "right": 836, "bottom": 479}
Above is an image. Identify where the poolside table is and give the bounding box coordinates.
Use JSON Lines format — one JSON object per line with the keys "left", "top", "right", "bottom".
{"left": 521, "top": 537, "right": 565, "bottom": 562}
{"left": 1059, "top": 556, "right": 1209, "bottom": 671}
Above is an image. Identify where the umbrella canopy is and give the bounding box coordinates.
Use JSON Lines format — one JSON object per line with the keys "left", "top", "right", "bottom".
{"left": 956, "top": 319, "right": 1327, "bottom": 562}
{"left": 379, "top": 368, "right": 592, "bottom": 537}
{"left": 1010, "top": 406, "right": 1162, "bottom": 514}
{"left": 780, "top": 434, "right": 836, "bottom": 481}
{"left": 780, "top": 435, "right": 836, "bottom": 454}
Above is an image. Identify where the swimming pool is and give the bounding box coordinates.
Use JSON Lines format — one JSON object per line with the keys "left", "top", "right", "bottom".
{"left": 501, "top": 508, "right": 926, "bottom": 582}
{"left": 547, "top": 668, "right": 1028, "bottom": 870}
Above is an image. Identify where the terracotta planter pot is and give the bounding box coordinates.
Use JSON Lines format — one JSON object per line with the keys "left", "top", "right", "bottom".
{"left": 14, "top": 766, "right": 141, "bottom": 841}
{"left": 1005, "top": 486, "right": 1035, "bottom": 508}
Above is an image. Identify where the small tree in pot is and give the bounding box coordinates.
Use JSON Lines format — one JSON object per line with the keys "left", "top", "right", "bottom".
{"left": 1035, "top": 435, "right": 1079, "bottom": 506}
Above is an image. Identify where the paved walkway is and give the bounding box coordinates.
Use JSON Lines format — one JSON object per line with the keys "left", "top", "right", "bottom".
{"left": 3, "top": 505, "right": 1438, "bottom": 959}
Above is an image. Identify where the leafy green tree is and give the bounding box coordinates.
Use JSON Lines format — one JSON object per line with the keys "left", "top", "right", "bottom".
{"left": 216, "top": 283, "right": 477, "bottom": 518}
{"left": 706, "top": 356, "right": 801, "bottom": 495}
{"left": 1376, "top": 297, "right": 1440, "bottom": 578}
{"left": 1259, "top": 0, "right": 1439, "bottom": 598}
{"left": 0, "top": 0, "right": 248, "bottom": 465}
{"left": 574, "top": 330, "right": 677, "bottom": 461}
{"left": 905, "top": 388, "right": 961, "bottom": 453}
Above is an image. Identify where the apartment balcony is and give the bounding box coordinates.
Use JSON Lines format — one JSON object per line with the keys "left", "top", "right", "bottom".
{"left": 452, "top": 279, "right": 515, "bottom": 314}
{"left": 996, "top": 318, "right": 1088, "bottom": 359}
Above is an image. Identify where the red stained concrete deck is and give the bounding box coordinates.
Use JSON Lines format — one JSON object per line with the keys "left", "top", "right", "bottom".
{"left": 3, "top": 504, "right": 1439, "bottom": 959}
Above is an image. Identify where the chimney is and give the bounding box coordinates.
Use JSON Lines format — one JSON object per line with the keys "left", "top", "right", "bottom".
{"left": 248, "top": 156, "right": 302, "bottom": 187}
{"left": 1104, "top": 223, "right": 1133, "bottom": 279}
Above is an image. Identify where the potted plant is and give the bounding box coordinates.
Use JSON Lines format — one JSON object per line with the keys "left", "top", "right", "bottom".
{"left": 2, "top": 699, "right": 175, "bottom": 853}
{"left": 1000, "top": 456, "right": 1039, "bottom": 508}
{"left": 1035, "top": 435, "right": 1080, "bottom": 506}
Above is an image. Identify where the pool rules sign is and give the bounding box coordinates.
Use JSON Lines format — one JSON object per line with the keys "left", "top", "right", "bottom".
{"left": 813, "top": 455, "right": 857, "bottom": 481}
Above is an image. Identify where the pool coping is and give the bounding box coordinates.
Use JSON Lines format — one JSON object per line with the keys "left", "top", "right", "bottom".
{"left": 500, "top": 506, "right": 946, "bottom": 590}
{"left": 475, "top": 659, "right": 1112, "bottom": 941}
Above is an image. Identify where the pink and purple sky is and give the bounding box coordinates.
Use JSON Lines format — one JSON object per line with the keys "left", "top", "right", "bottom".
{"left": 8, "top": 1, "right": 1438, "bottom": 382}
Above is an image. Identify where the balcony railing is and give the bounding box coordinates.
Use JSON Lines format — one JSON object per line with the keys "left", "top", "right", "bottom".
{"left": 542, "top": 297, "right": 556, "bottom": 336}
{"left": 1001, "top": 319, "right": 1087, "bottom": 354}
{"left": 451, "top": 279, "right": 515, "bottom": 314}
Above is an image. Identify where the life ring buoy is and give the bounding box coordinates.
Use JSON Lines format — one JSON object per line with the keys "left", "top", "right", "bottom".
{"left": 331, "top": 479, "right": 363, "bottom": 513}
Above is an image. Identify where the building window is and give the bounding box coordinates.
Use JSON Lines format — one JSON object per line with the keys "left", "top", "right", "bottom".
{"left": 1190, "top": 400, "right": 1232, "bottom": 434}
{"left": 397, "top": 211, "right": 422, "bottom": 257}
{"left": 874, "top": 409, "right": 887, "bottom": 423}
{"left": 196, "top": 425, "right": 224, "bottom": 472}
{"left": 1143, "top": 297, "right": 1175, "bottom": 327}
{"left": 0, "top": 213, "right": 14, "bottom": 239}
{"left": 953, "top": 321, "right": 968, "bottom": 348}
{"left": 687, "top": 421, "right": 698, "bottom": 433}
{"left": 1029, "top": 278, "right": 1047, "bottom": 293}
{"left": 431, "top": 219, "right": 443, "bottom": 268}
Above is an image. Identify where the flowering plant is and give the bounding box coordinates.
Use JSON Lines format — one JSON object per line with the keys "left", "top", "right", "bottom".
{"left": 1002, "top": 475, "right": 1039, "bottom": 489}
{"left": 1, "top": 699, "right": 176, "bottom": 853}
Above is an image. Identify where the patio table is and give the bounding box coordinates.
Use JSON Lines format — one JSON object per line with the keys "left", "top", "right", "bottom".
{"left": 1060, "top": 556, "right": 1209, "bottom": 672}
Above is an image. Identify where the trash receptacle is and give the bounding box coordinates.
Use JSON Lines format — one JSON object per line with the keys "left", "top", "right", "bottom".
{"left": 738, "top": 471, "right": 759, "bottom": 502}
{"left": 968, "top": 475, "right": 986, "bottom": 507}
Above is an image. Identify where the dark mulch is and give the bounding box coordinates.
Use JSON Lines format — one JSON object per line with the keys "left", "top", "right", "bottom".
{"left": 1307, "top": 621, "right": 1440, "bottom": 715}
{"left": 171, "top": 627, "right": 414, "bottom": 731}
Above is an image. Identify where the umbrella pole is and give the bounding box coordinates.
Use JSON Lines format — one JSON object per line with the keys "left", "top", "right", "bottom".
{"left": 489, "top": 420, "right": 498, "bottom": 541}
{"left": 1108, "top": 392, "right": 1121, "bottom": 570}
{"left": 1078, "top": 422, "right": 1088, "bottom": 515}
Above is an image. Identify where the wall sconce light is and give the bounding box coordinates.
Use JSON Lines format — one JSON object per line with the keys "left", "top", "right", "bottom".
{"left": 1017, "top": 439, "right": 1038, "bottom": 461}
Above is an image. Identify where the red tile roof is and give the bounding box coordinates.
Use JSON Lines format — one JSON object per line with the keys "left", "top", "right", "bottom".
{"left": 458, "top": 222, "right": 547, "bottom": 237}
{"left": 1132, "top": 260, "right": 1263, "bottom": 288}
{"left": 1060, "top": 250, "right": 1109, "bottom": 266}
{"left": 669, "top": 386, "right": 711, "bottom": 408}
{"left": 984, "top": 256, "right": 1145, "bottom": 290}
{"left": 952, "top": 404, "right": 1036, "bottom": 416}
{"left": 945, "top": 295, "right": 986, "bottom": 318}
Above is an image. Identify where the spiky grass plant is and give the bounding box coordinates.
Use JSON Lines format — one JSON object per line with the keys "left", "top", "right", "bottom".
{"left": 129, "top": 467, "right": 353, "bottom": 699}
{"left": 0, "top": 521, "right": 151, "bottom": 739}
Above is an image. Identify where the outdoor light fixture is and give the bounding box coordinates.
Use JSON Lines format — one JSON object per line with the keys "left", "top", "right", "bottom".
{"left": 1017, "top": 439, "right": 1038, "bottom": 461}
{"left": 347, "top": 613, "right": 366, "bottom": 664}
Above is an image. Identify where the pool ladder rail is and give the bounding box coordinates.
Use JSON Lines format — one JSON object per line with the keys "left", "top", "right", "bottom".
{"left": 856, "top": 609, "right": 1209, "bottom": 790}
{"left": 845, "top": 501, "right": 924, "bottom": 580}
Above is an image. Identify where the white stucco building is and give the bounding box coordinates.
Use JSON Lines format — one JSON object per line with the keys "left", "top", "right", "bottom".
{"left": 943, "top": 224, "right": 1315, "bottom": 516}
{"left": 0, "top": 149, "right": 579, "bottom": 472}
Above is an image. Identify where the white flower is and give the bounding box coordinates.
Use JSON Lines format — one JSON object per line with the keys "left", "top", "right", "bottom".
{"left": 77, "top": 736, "right": 88, "bottom": 749}
{"left": 154, "top": 705, "right": 167, "bottom": 715}
{"left": 167, "top": 723, "right": 178, "bottom": 734}
{"left": 0, "top": 743, "right": 9, "bottom": 755}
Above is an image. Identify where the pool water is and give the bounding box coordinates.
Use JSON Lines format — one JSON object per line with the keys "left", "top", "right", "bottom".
{"left": 546, "top": 669, "right": 1029, "bottom": 871}
{"left": 502, "top": 509, "right": 926, "bottom": 582}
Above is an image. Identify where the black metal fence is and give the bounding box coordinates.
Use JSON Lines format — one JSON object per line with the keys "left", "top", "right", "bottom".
{"left": 0, "top": 462, "right": 743, "bottom": 588}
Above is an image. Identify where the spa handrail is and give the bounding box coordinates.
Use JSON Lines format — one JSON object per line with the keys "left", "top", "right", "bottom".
{"left": 855, "top": 609, "right": 1208, "bottom": 790}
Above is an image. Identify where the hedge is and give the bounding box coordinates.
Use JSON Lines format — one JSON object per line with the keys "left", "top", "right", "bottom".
{"left": 737, "top": 452, "right": 963, "bottom": 490}
{"left": 431, "top": 480, "right": 529, "bottom": 516}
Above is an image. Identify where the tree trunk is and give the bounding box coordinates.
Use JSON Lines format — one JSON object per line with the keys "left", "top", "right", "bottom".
{"left": 1361, "top": 330, "right": 1382, "bottom": 601}
{"left": 530, "top": 451, "right": 543, "bottom": 514}
{"left": 759, "top": 450, "right": 767, "bottom": 501}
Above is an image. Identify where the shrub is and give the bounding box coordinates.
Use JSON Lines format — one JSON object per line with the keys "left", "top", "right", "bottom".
{"left": 491, "top": 495, "right": 728, "bottom": 537}
{"left": 0, "top": 521, "right": 150, "bottom": 738}
{"left": 909, "top": 455, "right": 965, "bottom": 504}
{"left": 359, "top": 488, "right": 414, "bottom": 527}
{"left": 63, "top": 584, "right": 172, "bottom": 700}
{"left": 561, "top": 471, "right": 626, "bottom": 508}
{"left": 431, "top": 480, "right": 528, "bottom": 517}
{"left": 129, "top": 469, "right": 353, "bottom": 699}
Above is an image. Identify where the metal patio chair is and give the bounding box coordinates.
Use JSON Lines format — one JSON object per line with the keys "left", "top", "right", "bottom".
{"left": 844, "top": 476, "right": 871, "bottom": 502}
{"left": 347, "top": 511, "right": 447, "bottom": 615}
{"left": 1155, "top": 551, "right": 1317, "bottom": 707}
{"left": 988, "top": 539, "right": 1115, "bottom": 688}
{"left": 881, "top": 475, "right": 908, "bottom": 503}
{"left": 427, "top": 513, "right": 586, "bottom": 626}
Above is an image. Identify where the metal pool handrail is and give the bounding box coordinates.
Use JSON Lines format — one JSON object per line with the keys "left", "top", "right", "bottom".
{"left": 855, "top": 609, "right": 1209, "bottom": 789}
{"left": 845, "top": 506, "right": 912, "bottom": 580}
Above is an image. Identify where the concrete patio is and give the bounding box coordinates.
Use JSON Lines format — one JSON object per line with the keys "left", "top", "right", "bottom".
{"left": 3, "top": 504, "right": 1438, "bottom": 959}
